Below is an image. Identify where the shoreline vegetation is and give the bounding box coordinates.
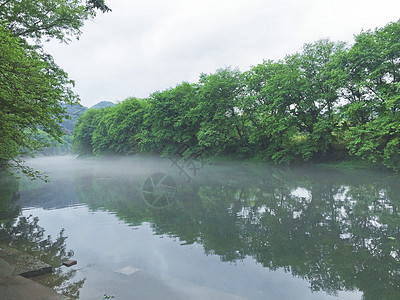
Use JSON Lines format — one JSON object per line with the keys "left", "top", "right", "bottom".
{"left": 72, "top": 20, "right": 400, "bottom": 173}
{"left": 0, "top": 0, "right": 110, "bottom": 178}
{"left": 0, "top": 0, "right": 399, "bottom": 176}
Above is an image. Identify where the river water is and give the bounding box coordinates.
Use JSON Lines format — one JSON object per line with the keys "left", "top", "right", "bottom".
{"left": 1, "top": 155, "right": 399, "bottom": 299}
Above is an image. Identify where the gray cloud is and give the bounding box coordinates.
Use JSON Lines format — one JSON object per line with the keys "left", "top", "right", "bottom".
{"left": 44, "top": 0, "right": 400, "bottom": 107}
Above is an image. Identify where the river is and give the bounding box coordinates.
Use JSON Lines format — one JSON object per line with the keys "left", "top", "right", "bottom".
{"left": 1, "top": 155, "right": 399, "bottom": 299}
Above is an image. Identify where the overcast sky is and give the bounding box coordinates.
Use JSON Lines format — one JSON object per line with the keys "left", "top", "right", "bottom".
{"left": 44, "top": 0, "right": 400, "bottom": 107}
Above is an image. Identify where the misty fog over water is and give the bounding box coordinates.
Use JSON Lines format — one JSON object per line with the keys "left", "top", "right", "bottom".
{"left": 2, "top": 155, "right": 399, "bottom": 299}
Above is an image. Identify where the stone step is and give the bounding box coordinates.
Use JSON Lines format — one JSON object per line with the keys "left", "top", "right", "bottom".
{"left": 0, "top": 245, "right": 68, "bottom": 300}
{"left": 0, "top": 274, "right": 68, "bottom": 300}
{"left": 0, "top": 245, "right": 52, "bottom": 278}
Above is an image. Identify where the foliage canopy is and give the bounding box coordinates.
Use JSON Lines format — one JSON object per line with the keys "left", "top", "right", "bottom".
{"left": 0, "top": 0, "right": 109, "bottom": 176}
{"left": 73, "top": 20, "right": 400, "bottom": 172}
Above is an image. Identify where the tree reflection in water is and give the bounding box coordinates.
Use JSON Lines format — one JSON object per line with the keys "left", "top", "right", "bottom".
{"left": 76, "top": 165, "right": 400, "bottom": 300}
{"left": 0, "top": 174, "right": 85, "bottom": 299}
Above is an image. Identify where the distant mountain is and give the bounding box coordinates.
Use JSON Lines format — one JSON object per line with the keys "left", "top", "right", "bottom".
{"left": 59, "top": 101, "right": 116, "bottom": 134}
{"left": 61, "top": 103, "right": 88, "bottom": 133}
{"left": 90, "top": 101, "right": 116, "bottom": 110}
{"left": 36, "top": 101, "right": 115, "bottom": 155}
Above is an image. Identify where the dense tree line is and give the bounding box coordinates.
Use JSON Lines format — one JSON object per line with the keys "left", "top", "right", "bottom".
{"left": 74, "top": 20, "right": 400, "bottom": 171}
{"left": 0, "top": 0, "right": 109, "bottom": 176}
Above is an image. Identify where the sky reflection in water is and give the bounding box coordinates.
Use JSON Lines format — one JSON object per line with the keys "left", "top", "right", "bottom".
{"left": 3, "top": 156, "right": 399, "bottom": 299}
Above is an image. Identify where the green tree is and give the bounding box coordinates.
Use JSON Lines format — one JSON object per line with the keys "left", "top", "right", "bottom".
{"left": 341, "top": 20, "right": 400, "bottom": 170}
{"left": 92, "top": 98, "right": 147, "bottom": 155}
{"left": 0, "top": 0, "right": 110, "bottom": 42}
{"left": 0, "top": 0, "right": 109, "bottom": 175}
{"left": 72, "top": 108, "right": 105, "bottom": 155}
{"left": 243, "top": 40, "right": 347, "bottom": 163}
{"left": 294, "top": 39, "right": 347, "bottom": 159}
{"left": 0, "top": 26, "right": 77, "bottom": 173}
{"left": 138, "top": 82, "right": 198, "bottom": 155}
{"left": 243, "top": 59, "right": 304, "bottom": 162}
{"left": 71, "top": 19, "right": 400, "bottom": 172}
{"left": 194, "top": 68, "right": 249, "bottom": 157}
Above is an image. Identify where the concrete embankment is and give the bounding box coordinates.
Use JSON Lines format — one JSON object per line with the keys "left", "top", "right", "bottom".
{"left": 0, "top": 244, "right": 68, "bottom": 300}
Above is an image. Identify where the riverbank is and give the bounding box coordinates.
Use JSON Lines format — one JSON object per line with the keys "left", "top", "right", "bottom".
{"left": 0, "top": 244, "right": 67, "bottom": 300}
